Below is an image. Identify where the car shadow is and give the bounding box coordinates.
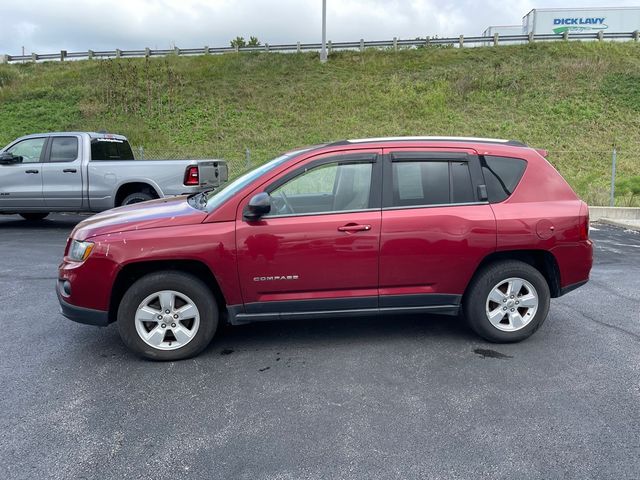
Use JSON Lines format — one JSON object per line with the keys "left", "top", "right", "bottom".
{"left": 204, "top": 313, "right": 476, "bottom": 355}
{"left": 62, "top": 312, "right": 481, "bottom": 364}
{"left": 0, "top": 215, "right": 84, "bottom": 230}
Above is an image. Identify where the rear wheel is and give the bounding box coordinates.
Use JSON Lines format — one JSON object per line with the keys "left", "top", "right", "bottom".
{"left": 121, "top": 190, "right": 154, "bottom": 206}
{"left": 117, "top": 272, "right": 218, "bottom": 360}
{"left": 20, "top": 213, "right": 49, "bottom": 221}
{"left": 463, "top": 260, "right": 550, "bottom": 343}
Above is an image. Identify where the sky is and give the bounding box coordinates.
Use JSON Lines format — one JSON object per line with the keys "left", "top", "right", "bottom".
{"left": 0, "top": 0, "right": 633, "bottom": 55}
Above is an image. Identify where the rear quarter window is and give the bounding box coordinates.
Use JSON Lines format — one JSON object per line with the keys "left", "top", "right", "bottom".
{"left": 481, "top": 156, "right": 527, "bottom": 203}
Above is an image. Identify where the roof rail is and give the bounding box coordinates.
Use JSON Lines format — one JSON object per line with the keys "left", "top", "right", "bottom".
{"left": 327, "top": 136, "right": 528, "bottom": 147}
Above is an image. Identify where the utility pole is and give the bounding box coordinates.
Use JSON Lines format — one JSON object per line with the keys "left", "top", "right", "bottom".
{"left": 320, "top": 0, "right": 327, "bottom": 63}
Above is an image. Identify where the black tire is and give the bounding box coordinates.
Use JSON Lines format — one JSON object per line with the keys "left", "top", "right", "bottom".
{"left": 20, "top": 213, "right": 49, "bottom": 221}
{"left": 463, "top": 260, "right": 550, "bottom": 343}
{"left": 121, "top": 190, "right": 154, "bottom": 206}
{"left": 117, "top": 271, "right": 218, "bottom": 361}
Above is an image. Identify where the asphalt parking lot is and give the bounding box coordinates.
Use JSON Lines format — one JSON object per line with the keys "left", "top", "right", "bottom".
{"left": 1, "top": 213, "right": 638, "bottom": 480}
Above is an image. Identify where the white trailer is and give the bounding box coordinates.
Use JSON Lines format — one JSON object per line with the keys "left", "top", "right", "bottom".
{"left": 482, "top": 25, "right": 524, "bottom": 37}
{"left": 522, "top": 7, "right": 640, "bottom": 35}
{"left": 481, "top": 25, "right": 525, "bottom": 46}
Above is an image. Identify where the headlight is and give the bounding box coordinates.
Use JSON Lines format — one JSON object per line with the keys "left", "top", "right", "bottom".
{"left": 68, "top": 240, "right": 95, "bottom": 262}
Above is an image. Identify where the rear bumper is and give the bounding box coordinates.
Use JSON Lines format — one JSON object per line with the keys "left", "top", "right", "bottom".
{"left": 57, "top": 285, "right": 110, "bottom": 327}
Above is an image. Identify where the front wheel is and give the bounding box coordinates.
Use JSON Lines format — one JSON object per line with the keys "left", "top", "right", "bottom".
{"left": 117, "top": 272, "right": 218, "bottom": 360}
{"left": 463, "top": 260, "right": 550, "bottom": 343}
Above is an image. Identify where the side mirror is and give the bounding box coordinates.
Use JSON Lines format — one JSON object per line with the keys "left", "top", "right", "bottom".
{"left": 243, "top": 192, "right": 271, "bottom": 221}
{"left": 0, "top": 153, "right": 22, "bottom": 165}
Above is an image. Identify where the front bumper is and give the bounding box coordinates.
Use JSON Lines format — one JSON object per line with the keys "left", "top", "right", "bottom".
{"left": 57, "top": 283, "right": 110, "bottom": 327}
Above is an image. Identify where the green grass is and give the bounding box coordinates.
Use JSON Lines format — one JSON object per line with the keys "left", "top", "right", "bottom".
{"left": 1, "top": 41, "right": 640, "bottom": 204}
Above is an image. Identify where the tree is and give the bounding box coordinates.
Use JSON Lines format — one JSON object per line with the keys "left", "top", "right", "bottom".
{"left": 230, "top": 36, "right": 261, "bottom": 49}
{"left": 615, "top": 176, "right": 640, "bottom": 206}
{"left": 230, "top": 37, "right": 246, "bottom": 49}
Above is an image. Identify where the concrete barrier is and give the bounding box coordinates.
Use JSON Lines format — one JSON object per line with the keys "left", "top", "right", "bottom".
{"left": 589, "top": 206, "right": 640, "bottom": 221}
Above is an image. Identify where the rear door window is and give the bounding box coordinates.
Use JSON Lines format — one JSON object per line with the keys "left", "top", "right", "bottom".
{"left": 388, "top": 157, "right": 477, "bottom": 207}
{"left": 393, "top": 161, "right": 449, "bottom": 206}
{"left": 49, "top": 137, "right": 79, "bottom": 162}
{"left": 481, "top": 156, "right": 527, "bottom": 203}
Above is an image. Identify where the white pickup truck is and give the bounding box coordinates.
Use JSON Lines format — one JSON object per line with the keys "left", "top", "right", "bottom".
{"left": 0, "top": 132, "right": 228, "bottom": 220}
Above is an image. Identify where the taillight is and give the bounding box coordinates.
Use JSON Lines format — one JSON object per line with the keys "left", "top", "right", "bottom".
{"left": 579, "top": 203, "right": 589, "bottom": 241}
{"left": 184, "top": 165, "right": 199, "bottom": 186}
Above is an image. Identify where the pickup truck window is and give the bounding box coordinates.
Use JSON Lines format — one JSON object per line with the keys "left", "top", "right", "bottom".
{"left": 90, "top": 139, "right": 135, "bottom": 161}
{"left": 7, "top": 138, "right": 46, "bottom": 163}
{"left": 50, "top": 137, "right": 79, "bottom": 162}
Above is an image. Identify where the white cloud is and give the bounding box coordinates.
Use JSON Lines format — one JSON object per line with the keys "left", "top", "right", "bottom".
{"left": 0, "top": 0, "right": 626, "bottom": 55}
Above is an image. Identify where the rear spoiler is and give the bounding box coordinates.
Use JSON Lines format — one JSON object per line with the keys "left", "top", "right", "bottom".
{"left": 534, "top": 148, "right": 549, "bottom": 158}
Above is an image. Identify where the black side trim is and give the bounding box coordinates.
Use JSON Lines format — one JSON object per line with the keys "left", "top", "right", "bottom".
{"left": 227, "top": 294, "right": 461, "bottom": 325}
{"left": 228, "top": 305, "right": 460, "bottom": 324}
{"left": 559, "top": 279, "right": 588, "bottom": 297}
{"left": 245, "top": 296, "right": 378, "bottom": 314}
{"left": 57, "top": 288, "right": 110, "bottom": 327}
{"left": 379, "top": 293, "right": 461, "bottom": 308}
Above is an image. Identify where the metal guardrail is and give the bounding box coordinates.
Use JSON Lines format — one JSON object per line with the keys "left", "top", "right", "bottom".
{"left": 2, "top": 31, "right": 639, "bottom": 63}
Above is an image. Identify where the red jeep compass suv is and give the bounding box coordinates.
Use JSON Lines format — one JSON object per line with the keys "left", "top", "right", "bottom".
{"left": 58, "top": 137, "right": 593, "bottom": 360}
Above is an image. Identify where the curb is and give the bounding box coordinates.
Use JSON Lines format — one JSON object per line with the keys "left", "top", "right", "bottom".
{"left": 596, "top": 219, "right": 640, "bottom": 232}
{"left": 589, "top": 206, "right": 640, "bottom": 221}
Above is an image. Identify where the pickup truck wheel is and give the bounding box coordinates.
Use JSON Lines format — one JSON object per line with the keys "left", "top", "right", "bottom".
{"left": 121, "top": 191, "right": 154, "bottom": 206}
{"left": 20, "top": 213, "right": 49, "bottom": 221}
{"left": 117, "top": 272, "right": 218, "bottom": 361}
{"left": 463, "top": 260, "right": 550, "bottom": 343}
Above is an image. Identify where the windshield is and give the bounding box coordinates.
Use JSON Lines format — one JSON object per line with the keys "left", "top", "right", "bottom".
{"left": 193, "top": 148, "right": 311, "bottom": 212}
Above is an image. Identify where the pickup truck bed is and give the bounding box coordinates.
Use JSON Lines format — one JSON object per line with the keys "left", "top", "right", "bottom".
{"left": 0, "top": 132, "right": 228, "bottom": 217}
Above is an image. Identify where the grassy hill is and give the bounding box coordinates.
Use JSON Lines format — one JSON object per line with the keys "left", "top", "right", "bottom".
{"left": 1, "top": 41, "right": 640, "bottom": 204}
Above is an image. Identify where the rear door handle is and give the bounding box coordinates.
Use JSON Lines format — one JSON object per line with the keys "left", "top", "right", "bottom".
{"left": 25, "top": 169, "right": 39, "bottom": 174}
{"left": 63, "top": 168, "right": 77, "bottom": 173}
{"left": 338, "top": 223, "right": 372, "bottom": 232}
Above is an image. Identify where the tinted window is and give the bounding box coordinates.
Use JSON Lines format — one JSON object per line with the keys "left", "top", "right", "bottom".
{"left": 6, "top": 138, "right": 46, "bottom": 163}
{"left": 481, "top": 156, "right": 527, "bottom": 203}
{"left": 451, "top": 161, "right": 475, "bottom": 203}
{"left": 392, "top": 161, "right": 449, "bottom": 206}
{"left": 90, "top": 139, "right": 135, "bottom": 160}
{"left": 50, "top": 137, "right": 78, "bottom": 162}
{"left": 269, "top": 162, "right": 373, "bottom": 215}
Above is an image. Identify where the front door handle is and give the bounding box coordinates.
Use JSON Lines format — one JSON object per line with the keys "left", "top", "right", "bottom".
{"left": 338, "top": 223, "right": 371, "bottom": 233}
{"left": 63, "top": 168, "right": 77, "bottom": 173}
{"left": 25, "top": 169, "right": 39, "bottom": 174}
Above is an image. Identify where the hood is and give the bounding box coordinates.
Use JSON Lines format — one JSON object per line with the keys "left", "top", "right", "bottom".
{"left": 71, "top": 196, "right": 208, "bottom": 241}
